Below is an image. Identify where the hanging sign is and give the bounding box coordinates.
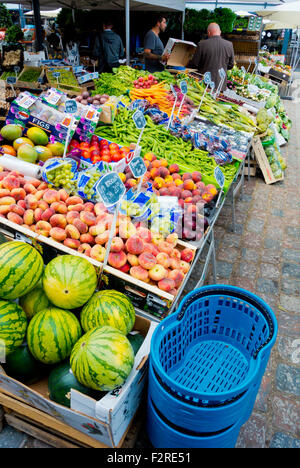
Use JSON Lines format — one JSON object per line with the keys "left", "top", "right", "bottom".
{"left": 129, "top": 155, "right": 147, "bottom": 194}
{"left": 95, "top": 172, "right": 126, "bottom": 208}
{"left": 132, "top": 110, "right": 146, "bottom": 158}
{"left": 178, "top": 80, "right": 188, "bottom": 117}
{"left": 215, "top": 68, "right": 226, "bottom": 97}
{"left": 168, "top": 85, "right": 178, "bottom": 130}
{"left": 214, "top": 166, "right": 225, "bottom": 207}
{"left": 6, "top": 76, "right": 16, "bottom": 97}
{"left": 65, "top": 99, "right": 78, "bottom": 114}
{"left": 203, "top": 72, "right": 211, "bottom": 85}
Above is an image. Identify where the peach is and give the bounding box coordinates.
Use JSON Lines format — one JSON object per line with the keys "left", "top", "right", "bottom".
{"left": 0, "top": 206, "right": 10, "bottom": 215}
{"left": 149, "top": 264, "right": 167, "bottom": 282}
{"left": 0, "top": 171, "right": 9, "bottom": 180}
{"left": 192, "top": 171, "right": 202, "bottom": 183}
{"left": 58, "top": 188, "right": 69, "bottom": 202}
{"left": 180, "top": 260, "right": 190, "bottom": 274}
{"left": 170, "top": 258, "right": 181, "bottom": 270}
{"left": 35, "top": 221, "right": 51, "bottom": 237}
{"left": 170, "top": 248, "right": 181, "bottom": 260}
{"left": 50, "top": 214, "right": 67, "bottom": 229}
{"left": 0, "top": 196, "right": 16, "bottom": 206}
{"left": 90, "top": 245, "right": 106, "bottom": 262}
{"left": 95, "top": 230, "right": 110, "bottom": 245}
{"left": 158, "top": 278, "right": 175, "bottom": 292}
{"left": 35, "top": 189, "right": 46, "bottom": 201}
{"left": 109, "top": 237, "right": 124, "bottom": 253}
{"left": 67, "top": 203, "right": 84, "bottom": 212}
{"left": 65, "top": 224, "right": 80, "bottom": 240}
{"left": 89, "top": 223, "right": 106, "bottom": 236}
{"left": 78, "top": 243, "right": 92, "bottom": 256}
{"left": 23, "top": 209, "right": 34, "bottom": 225}
{"left": 41, "top": 208, "right": 55, "bottom": 222}
{"left": 158, "top": 166, "right": 169, "bottom": 178}
{"left": 127, "top": 253, "right": 139, "bottom": 266}
{"left": 38, "top": 200, "right": 49, "bottom": 211}
{"left": 206, "top": 184, "right": 218, "bottom": 196}
{"left": 84, "top": 202, "right": 95, "bottom": 213}
{"left": 63, "top": 238, "right": 81, "bottom": 250}
{"left": 184, "top": 197, "right": 193, "bottom": 204}
{"left": 151, "top": 233, "right": 163, "bottom": 246}
{"left": 152, "top": 159, "right": 161, "bottom": 168}
{"left": 136, "top": 226, "right": 152, "bottom": 243}
{"left": 66, "top": 210, "right": 80, "bottom": 224}
{"left": 80, "top": 233, "right": 95, "bottom": 245}
{"left": 202, "top": 191, "right": 214, "bottom": 203}
{"left": 153, "top": 177, "right": 165, "bottom": 190}
{"left": 37, "top": 181, "right": 48, "bottom": 190}
{"left": 119, "top": 263, "right": 130, "bottom": 273}
{"left": 125, "top": 178, "right": 137, "bottom": 189}
{"left": 174, "top": 179, "right": 183, "bottom": 187}
{"left": 34, "top": 208, "right": 43, "bottom": 222}
{"left": 169, "top": 288, "right": 178, "bottom": 296}
{"left": 181, "top": 190, "right": 193, "bottom": 200}
{"left": 144, "top": 152, "right": 156, "bottom": 162}
{"left": 7, "top": 212, "right": 23, "bottom": 225}
{"left": 50, "top": 227, "right": 67, "bottom": 242}
{"left": 17, "top": 199, "right": 26, "bottom": 210}
{"left": 66, "top": 196, "right": 83, "bottom": 206}
{"left": 24, "top": 195, "right": 38, "bottom": 210}
{"left": 9, "top": 204, "right": 25, "bottom": 217}
{"left": 23, "top": 183, "right": 37, "bottom": 195}
{"left": 166, "top": 233, "right": 178, "bottom": 246}
{"left": 159, "top": 187, "right": 169, "bottom": 197}
{"left": 183, "top": 179, "right": 195, "bottom": 191}
{"left": 55, "top": 202, "right": 68, "bottom": 214}
{"left": 172, "top": 173, "right": 181, "bottom": 181}
{"left": 108, "top": 251, "right": 127, "bottom": 269}
{"left": 168, "top": 269, "right": 185, "bottom": 288}
{"left": 0, "top": 189, "right": 11, "bottom": 198}
{"left": 94, "top": 202, "right": 107, "bottom": 216}
{"left": 181, "top": 248, "right": 194, "bottom": 263}
{"left": 182, "top": 173, "right": 193, "bottom": 181}
{"left": 158, "top": 241, "right": 173, "bottom": 256}
{"left": 80, "top": 211, "right": 96, "bottom": 227}
{"left": 125, "top": 235, "right": 144, "bottom": 255}
{"left": 119, "top": 221, "right": 136, "bottom": 239}
{"left": 138, "top": 252, "right": 157, "bottom": 270}
{"left": 43, "top": 189, "right": 60, "bottom": 204}
{"left": 156, "top": 252, "right": 170, "bottom": 269}
{"left": 144, "top": 243, "right": 159, "bottom": 257}
{"left": 169, "top": 163, "right": 180, "bottom": 174}
{"left": 130, "top": 266, "right": 149, "bottom": 282}
{"left": 27, "top": 177, "right": 41, "bottom": 188}
{"left": 73, "top": 218, "right": 88, "bottom": 234}
{"left": 11, "top": 188, "right": 26, "bottom": 201}
{"left": 2, "top": 176, "right": 20, "bottom": 190}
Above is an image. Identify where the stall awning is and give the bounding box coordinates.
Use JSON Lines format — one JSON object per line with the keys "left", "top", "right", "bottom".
{"left": 4, "top": 0, "right": 185, "bottom": 11}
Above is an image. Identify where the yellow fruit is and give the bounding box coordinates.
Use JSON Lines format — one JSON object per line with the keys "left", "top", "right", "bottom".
{"left": 34, "top": 146, "right": 53, "bottom": 162}
{"left": 13, "top": 137, "right": 34, "bottom": 151}
{"left": 27, "top": 127, "right": 49, "bottom": 146}
{"left": 46, "top": 142, "right": 64, "bottom": 157}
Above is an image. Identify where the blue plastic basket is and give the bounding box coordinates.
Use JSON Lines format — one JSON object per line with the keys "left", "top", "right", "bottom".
{"left": 148, "top": 361, "right": 259, "bottom": 432}
{"left": 151, "top": 285, "right": 278, "bottom": 406}
{"left": 147, "top": 395, "right": 243, "bottom": 448}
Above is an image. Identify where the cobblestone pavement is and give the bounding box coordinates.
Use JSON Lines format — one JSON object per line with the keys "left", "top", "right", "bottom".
{"left": 1, "top": 81, "right": 300, "bottom": 449}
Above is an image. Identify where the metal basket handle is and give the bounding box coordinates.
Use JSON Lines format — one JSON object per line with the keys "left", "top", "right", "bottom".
{"left": 177, "top": 287, "right": 276, "bottom": 359}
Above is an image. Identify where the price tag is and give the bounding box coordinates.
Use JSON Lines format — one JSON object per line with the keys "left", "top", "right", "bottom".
{"left": 203, "top": 72, "right": 211, "bottom": 85}
{"left": 210, "top": 81, "right": 215, "bottom": 95}
{"left": 132, "top": 110, "right": 146, "bottom": 130}
{"left": 52, "top": 72, "right": 60, "bottom": 78}
{"left": 65, "top": 99, "right": 78, "bottom": 114}
{"left": 218, "top": 68, "right": 226, "bottom": 80}
{"left": 95, "top": 172, "right": 126, "bottom": 208}
{"left": 37, "top": 77, "right": 44, "bottom": 84}
{"left": 180, "top": 80, "right": 188, "bottom": 95}
{"left": 214, "top": 166, "right": 225, "bottom": 189}
{"left": 14, "top": 66, "right": 20, "bottom": 78}
{"left": 129, "top": 156, "right": 147, "bottom": 179}
{"left": 73, "top": 65, "right": 84, "bottom": 74}
{"left": 6, "top": 76, "right": 16, "bottom": 85}
{"left": 216, "top": 68, "right": 226, "bottom": 97}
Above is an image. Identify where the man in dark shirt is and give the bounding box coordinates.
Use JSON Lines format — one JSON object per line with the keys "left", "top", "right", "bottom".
{"left": 144, "top": 15, "right": 170, "bottom": 73}
{"left": 190, "top": 23, "right": 235, "bottom": 91}
{"left": 93, "top": 20, "right": 125, "bottom": 73}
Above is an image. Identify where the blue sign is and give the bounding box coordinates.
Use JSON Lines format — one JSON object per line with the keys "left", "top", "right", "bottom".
{"left": 132, "top": 110, "right": 146, "bottom": 130}
{"left": 180, "top": 80, "right": 188, "bottom": 95}
{"left": 37, "top": 77, "right": 44, "bottom": 84}
{"left": 129, "top": 156, "right": 147, "bottom": 179}
{"left": 65, "top": 99, "right": 78, "bottom": 114}
{"left": 203, "top": 72, "right": 211, "bottom": 85}
{"left": 7, "top": 76, "right": 16, "bottom": 85}
{"left": 14, "top": 66, "right": 20, "bottom": 74}
{"left": 95, "top": 172, "right": 126, "bottom": 208}
{"left": 52, "top": 72, "right": 60, "bottom": 78}
{"left": 214, "top": 166, "right": 225, "bottom": 188}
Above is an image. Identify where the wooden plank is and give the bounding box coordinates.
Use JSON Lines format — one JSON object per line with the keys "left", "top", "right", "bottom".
{"left": 251, "top": 135, "right": 284, "bottom": 185}
{"left": 0, "top": 404, "right": 4, "bottom": 432}
{"left": 5, "top": 413, "right": 80, "bottom": 448}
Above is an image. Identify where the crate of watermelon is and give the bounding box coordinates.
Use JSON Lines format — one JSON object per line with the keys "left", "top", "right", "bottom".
{"left": 0, "top": 236, "right": 157, "bottom": 447}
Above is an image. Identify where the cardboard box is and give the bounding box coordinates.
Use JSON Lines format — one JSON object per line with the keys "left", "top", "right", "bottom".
{"left": 0, "top": 315, "right": 156, "bottom": 448}
{"left": 163, "top": 38, "right": 196, "bottom": 68}
{"left": 251, "top": 134, "right": 284, "bottom": 185}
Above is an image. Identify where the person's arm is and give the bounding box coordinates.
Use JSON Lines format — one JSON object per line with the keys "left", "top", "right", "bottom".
{"left": 143, "top": 32, "right": 169, "bottom": 62}
{"left": 227, "top": 43, "right": 235, "bottom": 70}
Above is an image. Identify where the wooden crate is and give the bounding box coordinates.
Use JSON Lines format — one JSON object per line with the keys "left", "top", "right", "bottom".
{"left": 244, "top": 158, "right": 257, "bottom": 177}
{"left": 16, "top": 65, "right": 44, "bottom": 90}
{"left": 0, "top": 391, "right": 142, "bottom": 448}
{"left": 251, "top": 134, "right": 284, "bottom": 184}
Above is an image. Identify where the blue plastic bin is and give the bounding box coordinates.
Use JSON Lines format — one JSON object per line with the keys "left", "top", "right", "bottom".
{"left": 148, "top": 361, "right": 259, "bottom": 432}
{"left": 151, "top": 285, "right": 278, "bottom": 407}
{"left": 147, "top": 394, "right": 243, "bottom": 448}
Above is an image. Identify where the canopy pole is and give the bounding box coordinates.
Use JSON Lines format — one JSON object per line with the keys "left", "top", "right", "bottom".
{"left": 125, "top": 0, "right": 130, "bottom": 66}
{"left": 32, "top": 0, "right": 43, "bottom": 51}
{"left": 181, "top": 9, "right": 185, "bottom": 40}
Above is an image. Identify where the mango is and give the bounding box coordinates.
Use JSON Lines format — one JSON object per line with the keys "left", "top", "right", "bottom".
{"left": 34, "top": 146, "right": 53, "bottom": 162}
{"left": 13, "top": 137, "right": 34, "bottom": 151}
{"left": 27, "top": 127, "right": 49, "bottom": 146}
{"left": 17, "top": 144, "right": 38, "bottom": 164}
{"left": 46, "top": 142, "right": 64, "bottom": 157}
{"left": 0, "top": 124, "right": 23, "bottom": 142}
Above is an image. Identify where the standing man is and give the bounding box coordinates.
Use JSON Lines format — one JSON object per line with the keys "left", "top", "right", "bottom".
{"left": 144, "top": 15, "right": 170, "bottom": 73}
{"left": 190, "top": 23, "right": 235, "bottom": 91}
{"left": 93, "top": 20, "right": 125, "bottom": 73}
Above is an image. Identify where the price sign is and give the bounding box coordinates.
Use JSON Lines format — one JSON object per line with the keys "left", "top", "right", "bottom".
{"left": 210, "top": 81, "right": 215, "bottom": 95}
{"left": 132, "top": 110, "right": 146, "bottom": 130}
{"left": 214, "top": 166, "right": 225, "bottom": 188}
{"left": 52, "top": 72, "right": 60, "bottom": 78}
{"left": 129, "top": 156, "right": 147, "bottom": 179}
{"left": 37, "top": 77, "right": 44, "bottom": 84}
{"left": 216, "top": 68, "right": 226, "bottom": 97}
{"left": 95, "top": 172, "right": 126, "bottom": 208}
{"left": 180, "top": 80, "right": 188, "bottom": 95}
{"left": 203, "top": 72, "right": 211, "bottom": 85}
{"left": 73, "top": 65, "right": 84, "bottom": 74}
{"left": 6, "top": 76, "right": 16, "bottom": 85}
{"left": 14, "top": 66, "right": 20, "bottom": 78}
{"left": 65, "top": 99, "right": 78, "bottom": 114}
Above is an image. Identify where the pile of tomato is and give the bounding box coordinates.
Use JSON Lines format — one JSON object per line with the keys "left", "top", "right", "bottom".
{"left": 69, "top": 136, "right": 130, "bottom": 164}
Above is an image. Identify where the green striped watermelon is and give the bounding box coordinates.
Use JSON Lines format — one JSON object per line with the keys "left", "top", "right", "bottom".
{"left": 0, "top": 300, "right": 27, "bottom": 356}
{"left": 70, "top": 326, "right": 134, "bottom": 391}
{"left": 0, "top": 241, "right": 43, "bottom": 300}
{"left": 19, "top": 285, "right": 51, "bottom": 320}
{"left": 80, "top": 290, "right": 135, "bottom": 335}
{"left": 43, "top": 255, "right": 97, "bottom": 309}
{"left": 27, "top": 306, "right": 82, "bottom": 364}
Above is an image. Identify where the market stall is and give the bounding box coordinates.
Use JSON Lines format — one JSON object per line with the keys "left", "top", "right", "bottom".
{"left": 0, "top": 4, "right": 290, "bottom": 449}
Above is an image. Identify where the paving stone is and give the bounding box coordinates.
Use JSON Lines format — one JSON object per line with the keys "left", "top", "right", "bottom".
{"left": 215, "top": 261, "right": 233, "bottom": 279}
{"left": 0, "top": 425, "right": 28, "bottom": 448}
{"left": 261, "top": 249, "right": 281, "bottom": 264}
{"left": 280, "top": 278, "right": 300, "bottom": 296}
{"left": 264, "top": 238, "right": 281, "bottom": 250}
{"left": 238, "top": 261, "right": 258, "bottom": 278}
{"left": 254, "top": 373, "right": 272, "bottom": 413}
{"left": 276, "top": 310, "right": 300, "bottom": 337}
{"left": 265, "top": 225, "right": 284, "bottom": 241}
{"left": 277, "top": 336, "right": 300, "bottom": 364}
{"left": 246, "top": 218, "right": 265, "bottom": 234}
{"left": 259, "top": 263, "right": 280, "bottom": 280}
{"left": 241, "top": 232, "right": 264, "bottom": 249}
{"left": 269, "top": 432, "right": 300, "bottom": 448}
{"left": 282, "top": 249, "right": 300, "bottom": 263}
{"left": 282, "top": 263, "right": 300, "bottom": 279}
{"left": 235, "top": 413, "right": 266, "bottom": 448}
{"left": 280, "top": 294, "right": 300, "bottom": 313}
{"left": 276, "top": 364, "right": 300, "bottom": 396}
{"left": 242, "top": 247, "right": 259, "bottom": 263}
{"left": 256, "top": 278, "right": 279, "bottom": 296}
{"left": 285, "top": 226, "right": 300, "bottom": 239}
{"left": 271, "top": 208, "right": 284, "bottom": 218}
{"left": 217, "top": 246, "right": 239, "bottom": 263}
{"left": 232, "top": 277, "right": 256, "bottom": 293}
{"left": 272, "top": 396, "right": 300, "bottom": 434}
